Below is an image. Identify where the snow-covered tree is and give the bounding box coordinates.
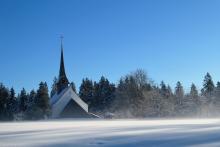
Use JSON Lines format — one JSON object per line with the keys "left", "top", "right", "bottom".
{"left": 113, "top": 70, "right": 153, "bottom": 118}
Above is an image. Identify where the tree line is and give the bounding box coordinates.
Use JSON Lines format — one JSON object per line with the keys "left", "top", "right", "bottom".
{"left": 78, "top": 70, "right": 220, "bottom": 118}
{"left": 0, "top": 69, "right": 220, "bottom": 121}
{"left": 0, "top": 82, "right": 50, "bottom": 121}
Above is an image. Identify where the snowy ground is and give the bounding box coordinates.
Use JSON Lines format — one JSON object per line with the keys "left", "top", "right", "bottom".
{"left": 1, "top": 119, "right": 220, "bottom": 147}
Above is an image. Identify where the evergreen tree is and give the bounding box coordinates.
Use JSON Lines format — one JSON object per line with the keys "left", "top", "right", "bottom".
{"left": 202, "top": 73, "right": 215, "bottom": 97}
{"left": 190, "top": 84, "right": 199, "bottom": 98}
{"left": 216, "top": 82, "right": 220, "bottom": 94}
{"left": 160, "top": 81, "right": 167, "bottom": 98}
{"left": 200, "top": 73, "right": 215, "bottom": 116}
{"left": 50, "top": 77, "right": 58, "bottom": 97}
{"left": 114, "top": 75, "right": 144, "bottom": 117}
{"left": 159, "top": 81, "right": 173, "bottom": 99}
{"left": 7, "top": 88, "right": 17, "bottom": 120}
{"left": 174, "top": 81, "right": 184, "bottom": 115}
{"left": 213, "top": 82, "right": 220, "bottom": 115}
{"left": 79, "top": 78, "right": 94, "bottom": 105}
{"left": 92, "top": 76, "right": 116, "bottom": 113}
{"left": 113, "top": 78, "right": 131, "bottom": 117}
{"left": 35, "top": 82, "right": 50, "bottom": 119}
{"left": 190, "top": 83, "right": 200, "bottom": 113}
{"left": 175, "top": 81, "right": 184, "bottom": 102}
{"left": 25, "top": 90, "right": 37, "bottom": 120}
{"left": 92, "top": 81, "right": 99, "bottom": 109}
{"left": 214, "top": 82, "right": 220, "bottom": 102}
{"left": 0, "top": 83, "right": 9, "bottom": 120}
{"left": 19, "top": 88, "right": 28, "bottom": 113}
{"left": 182, "top": 83, "right": 200, "bottom": 116}
{"left": 29, "top": 90, "right": 36, "bottom": 107}
{"left": 162, "top": 85, "right": 174, "bottom": 116}
{"left": 167, "top": 85, "right": 173, "bottom": 97}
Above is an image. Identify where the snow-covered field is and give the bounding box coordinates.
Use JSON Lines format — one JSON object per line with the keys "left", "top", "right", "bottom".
{"left": 1, "top": 119, "right": 220, "bottom": 147}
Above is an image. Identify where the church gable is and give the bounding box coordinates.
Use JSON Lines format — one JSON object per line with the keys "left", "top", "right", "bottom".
{"left": 51, "top": 82, "right": 89, "bottom": 118}
{"left": 60, "top": 99, "right": 91, "bottom": 118}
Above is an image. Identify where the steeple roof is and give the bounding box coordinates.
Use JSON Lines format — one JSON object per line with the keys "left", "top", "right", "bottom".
{"left": 57, "top": 39, "right": 69, "bottom": 93}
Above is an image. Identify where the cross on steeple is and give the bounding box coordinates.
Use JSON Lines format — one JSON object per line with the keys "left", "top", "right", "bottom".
{"left": 60, "top": 35, "right": 64, "bottom": 47}
{"left": 57, "top": 36, "right": 69, "bottom": 93}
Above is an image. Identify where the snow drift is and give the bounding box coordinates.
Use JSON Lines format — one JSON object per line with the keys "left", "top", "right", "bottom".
{"left": 1, "top": 119, "right": 220, "bottom": 147}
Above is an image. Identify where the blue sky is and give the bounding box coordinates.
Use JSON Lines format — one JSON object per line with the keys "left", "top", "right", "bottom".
{"left": 1, "top": 0, "right": 220, "bottom": 93}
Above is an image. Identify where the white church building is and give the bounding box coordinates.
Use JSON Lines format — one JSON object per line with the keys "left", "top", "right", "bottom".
{"left": 50, "top": 41, "right": 97, "bottom": 118}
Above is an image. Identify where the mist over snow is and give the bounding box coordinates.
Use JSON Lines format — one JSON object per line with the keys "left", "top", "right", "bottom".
{"left": 1, "top": 119, "right": 220, "bottom": 147}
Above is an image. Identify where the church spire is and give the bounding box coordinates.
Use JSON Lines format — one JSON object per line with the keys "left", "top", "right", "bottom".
{"left": 57, "top": 36, "right": 69, "bottom": 93}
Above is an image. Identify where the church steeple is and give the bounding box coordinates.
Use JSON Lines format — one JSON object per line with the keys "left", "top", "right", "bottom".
{"left": 57, "top": 37, "right": 69, "bottom": 93}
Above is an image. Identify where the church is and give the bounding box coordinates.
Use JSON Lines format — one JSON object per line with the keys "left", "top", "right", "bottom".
{"left": 50, "top": 41, "right": 97, "bottom": 118}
